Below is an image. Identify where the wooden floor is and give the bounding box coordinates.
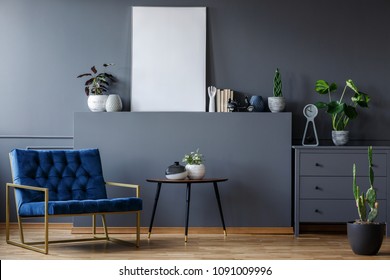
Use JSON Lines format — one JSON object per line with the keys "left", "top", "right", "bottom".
{"left": 1, "top": 227, "right": 390, "bottom": 260}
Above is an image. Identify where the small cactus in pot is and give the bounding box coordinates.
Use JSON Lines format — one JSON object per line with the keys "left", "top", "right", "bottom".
{"left": 347, "top": 146, "right": 385, "bottom": 255}
{"left": 352, "top": 146, "right": 378, "bottom": 223}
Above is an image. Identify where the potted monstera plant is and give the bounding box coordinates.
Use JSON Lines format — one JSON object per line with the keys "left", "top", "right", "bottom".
{"left": 77, "top": 63, "right": 116, "bottom": 112}
{"left": 347, "top": 146, "right": 385, "bottom": 255}
{"left": 314, "top": 79, "right": 370, "bottom": 145}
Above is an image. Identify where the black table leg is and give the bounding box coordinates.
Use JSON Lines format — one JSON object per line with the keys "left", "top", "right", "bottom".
{"left": 213, "top": 182, "right": 227, "bottom": 235}
{"left": 185, "top": 183, "right": 192, "bottom": 242}
{"left": 148, "top": 182, "right": 162, "bottom": 238}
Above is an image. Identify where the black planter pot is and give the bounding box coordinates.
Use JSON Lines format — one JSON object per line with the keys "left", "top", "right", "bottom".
{"left": 347, "top": 222, "right": 386, "bottom": 255}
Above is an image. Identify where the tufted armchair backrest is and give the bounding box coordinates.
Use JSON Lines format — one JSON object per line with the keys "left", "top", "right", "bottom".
{"left": 9, "top": 149, "right": 107, "bottom": 210}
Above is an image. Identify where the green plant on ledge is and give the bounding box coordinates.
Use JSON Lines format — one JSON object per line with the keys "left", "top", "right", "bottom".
{"left": 352, "top": 146, "right": 378, "bottom": 223}
{"left": 314, "top": 79, "right": 370, "bottom": 131}
{"left": 77, "top": 63, "right": 116, "bottom": 96}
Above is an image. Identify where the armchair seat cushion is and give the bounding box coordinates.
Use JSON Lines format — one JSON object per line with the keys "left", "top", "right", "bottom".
{"left": 19, "top": 197, "right": 142, "bottom": 217}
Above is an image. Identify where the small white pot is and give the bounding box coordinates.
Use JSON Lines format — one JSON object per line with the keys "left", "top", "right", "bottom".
{"left": 268, "top": 96, "right": 285, "bottom": 112}
{"left": 106, "top": 94, "right": 123, "bottom": 112}
{"left": 332, "top": 130, "right": 349, "bottom": 146}
{"left": 88, "top": 95, "right": 108, "bottom": 112}
{"left": 185, "top": 164, "right": 206, "bottom": 179}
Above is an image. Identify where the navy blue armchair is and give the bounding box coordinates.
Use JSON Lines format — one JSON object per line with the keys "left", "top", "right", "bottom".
{"left": 6, "top": 148, "right": 142, "bottom": 254}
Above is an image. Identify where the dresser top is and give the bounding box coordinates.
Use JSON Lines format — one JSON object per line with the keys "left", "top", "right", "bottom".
{"left": 292, "top": 146, "right": 390, "bottom": 150}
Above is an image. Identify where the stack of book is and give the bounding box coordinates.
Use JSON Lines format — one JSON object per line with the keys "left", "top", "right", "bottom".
{"left": 216, "top": 88, "right": 234, "bottom": 112}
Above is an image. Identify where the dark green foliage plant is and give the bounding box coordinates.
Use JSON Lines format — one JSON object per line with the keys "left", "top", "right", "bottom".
{"left": 77, "top": 63, "right": 116, "bottom": 96}
{"left": 314, "top": 79, "right": 370, "bottom": 131}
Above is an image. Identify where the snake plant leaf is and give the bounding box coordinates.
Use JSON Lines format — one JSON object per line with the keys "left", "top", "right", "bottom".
{"left": 314, "top": 101, "right": 328, "bottom": 109}
{"left": 344, "top": 104, "right": 358, "bottom": 119}
{"left": 326, "top": 101, "right": 344, "bottom": 114}
{"left": 346, "top": 79, "right": 359, "bottom": 94}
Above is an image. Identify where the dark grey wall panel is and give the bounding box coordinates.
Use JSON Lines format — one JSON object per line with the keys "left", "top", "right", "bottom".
{"left": 1, "top": 0, "right": 389, "bottom": 142}
{"left": 74, "top": 112, "right": 292, "bottom": 228}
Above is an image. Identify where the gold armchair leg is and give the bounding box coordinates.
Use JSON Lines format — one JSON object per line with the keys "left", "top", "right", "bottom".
{"left": 101, "top": 214, "right": 109, "bottom": 240}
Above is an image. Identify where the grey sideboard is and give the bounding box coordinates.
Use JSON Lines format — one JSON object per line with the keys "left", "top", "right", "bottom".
{"left": 293, "top": 146, "right": 390, "bottom": 237}
{"left": 74, "top": 112, "right": 292, "bottom": 230}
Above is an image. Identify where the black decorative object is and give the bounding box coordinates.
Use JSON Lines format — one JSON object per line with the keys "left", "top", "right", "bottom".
{"left": 165, "top": 161, "right": 188, "bottom": 180}
{"left": 227, "top": 97, "right": 254, "bottom": 112}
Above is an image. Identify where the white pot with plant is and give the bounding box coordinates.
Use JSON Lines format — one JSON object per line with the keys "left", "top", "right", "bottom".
{"left": 268, "top": 68, "right": 285, "bottom": 112}
{"left": 182, "top": 148, "right": 205, "bottom": 180}
{"left": 77, "top": 63, "right": 116, "bottom": 112}
{"left": 314, "top": 79, "right": 370, "bottom": 146}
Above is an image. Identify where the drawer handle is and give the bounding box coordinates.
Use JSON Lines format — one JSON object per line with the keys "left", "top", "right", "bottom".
{"left": 314, "top": 209, "right": 321, "bottom": 214}
{"left": 315, "top": 186, "right": 322, "bottom": 190}
{"left": 315, "top": 163, "right": 322, "bottom": 167}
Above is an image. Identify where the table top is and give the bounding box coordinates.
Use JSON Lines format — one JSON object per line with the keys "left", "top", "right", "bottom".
{"left": 146, "top": 178, "right": 228, "bottom": 184}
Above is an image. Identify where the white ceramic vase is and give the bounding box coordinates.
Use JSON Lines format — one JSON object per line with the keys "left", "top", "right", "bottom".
{"left": 87, "top": 95, "right": 108, "bottom": 112}
{"left": 185, "top": 164, "right": 206, "bottom": 179}
{"left": 105, "top": 94, "right": 123, "bottom": 112}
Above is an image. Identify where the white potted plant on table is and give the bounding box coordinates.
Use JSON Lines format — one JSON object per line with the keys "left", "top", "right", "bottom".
{"left": 182, "top": 148, "right": 205, "bottom": 179}
{"left": 77, "top": 63, "right": 116, "bottom": 112}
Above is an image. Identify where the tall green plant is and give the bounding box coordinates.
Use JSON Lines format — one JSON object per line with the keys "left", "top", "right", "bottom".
{"left": 315, "top": 79, "right": 370, "bottom": 131}
{"left": 352, "top": 146, "right": 378, "bottom": 223}
{"left": 273, "top": 68, "right": 282, "bottom": 97}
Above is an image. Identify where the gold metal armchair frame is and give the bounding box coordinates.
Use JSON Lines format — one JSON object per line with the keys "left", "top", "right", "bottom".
{"left": 5, "top": 181, "right": 141, "bottom": 254}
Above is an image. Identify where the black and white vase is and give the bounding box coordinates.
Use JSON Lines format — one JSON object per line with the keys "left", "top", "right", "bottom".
{"left": 165, "top": 162, "right": 188, "bottom": 180}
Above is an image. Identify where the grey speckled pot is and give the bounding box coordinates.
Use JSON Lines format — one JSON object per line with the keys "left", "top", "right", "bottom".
{"left": 332, "top": 130, "right": 349, "bottom": 146}
{"left": 268, "top": 97, "right": 285, "bottom": 112}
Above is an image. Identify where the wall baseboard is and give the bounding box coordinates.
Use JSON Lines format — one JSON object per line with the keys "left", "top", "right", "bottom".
{"left": 0, "top": 223, "right": 293, "bottom": 235}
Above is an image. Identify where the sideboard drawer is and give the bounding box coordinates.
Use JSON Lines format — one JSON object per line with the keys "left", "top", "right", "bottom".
{"left": 300, "top": 177, "right": 387, "bottom": 199}
{"left": 300, "top": 153, "right": 387, "bottom": 176}
{"left": 300, "top": 200, "right": 387, "bottom": 223}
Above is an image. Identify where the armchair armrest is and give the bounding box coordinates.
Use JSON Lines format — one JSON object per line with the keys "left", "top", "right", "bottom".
{"left": 105, "top": 181, "right": 140, "bottom": 198}
{"left": 6, "top": 183, "right": 48, "bottom": 193}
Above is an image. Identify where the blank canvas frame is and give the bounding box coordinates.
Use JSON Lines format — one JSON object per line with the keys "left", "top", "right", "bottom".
{"left": 131, "top": 7, "right": 206, "bottom": 111}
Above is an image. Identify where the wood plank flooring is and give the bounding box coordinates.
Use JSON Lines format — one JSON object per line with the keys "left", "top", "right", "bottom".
{"left": 1, "top": 227, "right": 390, "bottom": 260}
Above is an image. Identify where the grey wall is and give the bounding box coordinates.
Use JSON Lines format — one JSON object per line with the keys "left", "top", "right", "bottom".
{"left": 74, "top": 112, "right": 292, "bottom": 228}
{"left": 1, "top": 0, "right": 390, "bottom": 222}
